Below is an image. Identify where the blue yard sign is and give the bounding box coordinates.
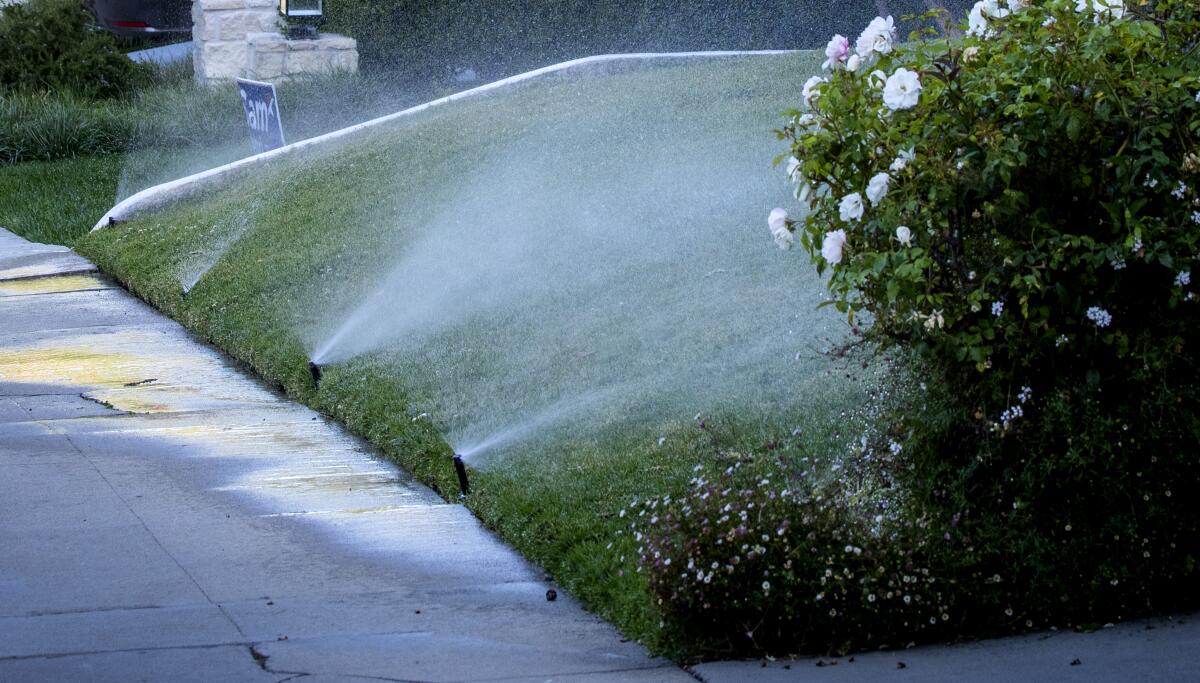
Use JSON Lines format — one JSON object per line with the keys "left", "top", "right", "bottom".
{"left": 237, "top": 78, "right": 286, "bottom": 154}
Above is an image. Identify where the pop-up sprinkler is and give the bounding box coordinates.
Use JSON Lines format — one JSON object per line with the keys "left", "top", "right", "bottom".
{"left": 452, "top": 454, "right": 470, "bottom": 499}
{"left": 308, "top": 361, "right": 323, "bottom": 386}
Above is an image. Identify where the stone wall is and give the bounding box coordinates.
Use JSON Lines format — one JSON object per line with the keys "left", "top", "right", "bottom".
{"left": 245, "top": 32, "right": 359, "bottom": 81}
{"left": 193, "top": 0, "right": 357, "bottom": 83}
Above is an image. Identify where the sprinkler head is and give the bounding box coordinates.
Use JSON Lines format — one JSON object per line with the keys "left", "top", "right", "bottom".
{"left": 452, "top": 454, "right": 470, "bottom": 499}
{"left": 308, "top": 361, "right": 323, "bottom": 386}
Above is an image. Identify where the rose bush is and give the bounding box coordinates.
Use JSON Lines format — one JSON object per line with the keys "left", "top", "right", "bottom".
{"left": 775, "top": 0, "right": 1200, "bottom": 649}
{"left": 631, "top": 0, "right": 1200, "bottom": 657}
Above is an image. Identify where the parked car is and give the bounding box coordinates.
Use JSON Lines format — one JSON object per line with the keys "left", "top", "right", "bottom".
{"left": 88, "top": 0, "right": 192, "bottom": 36}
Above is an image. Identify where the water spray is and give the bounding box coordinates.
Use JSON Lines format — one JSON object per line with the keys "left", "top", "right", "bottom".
{"left": 308, "top": 360, "right": 323, "bottom": 386}
{"left": 452, "top": 454, "right": 470, "bottom": 498}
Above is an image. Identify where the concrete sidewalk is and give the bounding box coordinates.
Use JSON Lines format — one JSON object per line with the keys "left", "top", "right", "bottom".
{"left": 0, "top": 228, "right": 690, "bottom": 682}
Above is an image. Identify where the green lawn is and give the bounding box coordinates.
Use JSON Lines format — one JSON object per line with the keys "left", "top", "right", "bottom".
{"left": 0, "top": 155, "right": 121, "bottom": 245}
{"left": 76, "top": 52, "right": 873, "bottom": 658}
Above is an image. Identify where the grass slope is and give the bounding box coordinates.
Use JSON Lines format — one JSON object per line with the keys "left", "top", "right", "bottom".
{"left": 77, "top": 53, "right": 868, "bottom": 659}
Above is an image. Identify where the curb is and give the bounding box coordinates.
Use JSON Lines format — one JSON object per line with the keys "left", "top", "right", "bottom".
{"left": 91, "top": 50, "right": 798, "bottom": 231}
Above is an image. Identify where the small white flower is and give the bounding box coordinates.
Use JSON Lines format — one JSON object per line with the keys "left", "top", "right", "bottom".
{"left": 866, "top": 172, "right": 891, "bottom": 206}
{"left": 839, "top": 192, "right": 865, "bottom": 222}
{"left": 768, "top": 208, "right": 792, "bottom": 250}
{"left": 896, "top": 225, "right": 913, "bottom": 247}
{"left": 1192, "top": 211, "right": 1200, "bottom": 225}
{"left": 1042, "top": 15, "right": 1056, "bottom": 27}
{"left": 1175, "top": 271, "right": 1191, "bottom": 287}
{"left": 1086, "top": 306, "right": 1113, "bottom": 328}
{"left": 962, "top": 46, "right": 981, "bottom": 63}
{"left": 803, "top": 75, "right": 827, "bottom": 107}
{"left": 1132, "top": 238, "right": 1144, "bottom": 251}
{"left": 890, "top": 148, "right": 915, "bottom": 172}
{"left": 762, "top": 580, "right": 771, "bottom": 591}
{"left": 822, "top": 34, "right": 850, "bottom": 70}
{"left": 845, "top": 53, "right": 862, "bottom": 73}
{"left": 1056, "top": 334, "right": 1069, "bottom": 347}
{"left": 992, "top": 301, "right": 1004, "bottom": 317}
{"left": 924, "top": 309, "right": 945, "bottom": 330}
{"left": 883, "top": 68, "right": 922, "bottom": 111}
{"left": 1172, "top": 181, "right": 1188, "bottom": 199}
{"left": 855, "top": 15, "right": 897, "bottom": 59}
{"left": 889, "top": 440, "right": 903, "bottom": 455}
{"left": 1111, "top": 256, "right": 1126, "bottom": 270}
{"left": 822, "top": 229, "right": 848, "bottom": 264}
{"left": 1143, "top": 175, "right": 1158, "bottom": 189}
{"left": 1000, "top": 404, "right": 1024, "bottom": 428}
{"left": 1018, "top": 386, "right": 1033, "bottom": 403}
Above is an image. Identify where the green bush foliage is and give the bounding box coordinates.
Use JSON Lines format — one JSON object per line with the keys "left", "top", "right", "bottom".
{"left": 0, "top": 91, "right": 133, "bottom": 163}
{"left": 633, "top": 0, "right": 1200, "bottom": 656}
{"left": 0, "top": 0, "right": 146, "bottom": 99}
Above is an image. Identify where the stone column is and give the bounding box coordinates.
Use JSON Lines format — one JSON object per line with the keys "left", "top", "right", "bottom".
{"left": 192, "top": 0, "right": 281, "bottom": 83}
{"left": 193, "top": 0, "right": 359, "bottom": 83}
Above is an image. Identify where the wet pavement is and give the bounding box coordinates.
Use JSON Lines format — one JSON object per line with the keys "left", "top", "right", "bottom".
{"left": 0, "top": 228, "right": 690, "bottom": 682}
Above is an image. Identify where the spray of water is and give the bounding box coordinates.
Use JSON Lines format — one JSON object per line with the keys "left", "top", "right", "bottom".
{"left": 305, "top": 64, "right": 842, "bottom": 463}
{"left": 178, "top": 200, "right": 262, "bottom": 293}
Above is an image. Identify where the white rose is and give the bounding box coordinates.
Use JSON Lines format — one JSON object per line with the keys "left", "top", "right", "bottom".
{"left": 803, "top": 76, "right": 827, "bottom": 107}
{"left": 855, "top": 16, "right": 896, "bottom": 58}
{"left": 822, "top": 229, "right": 848, "bottom": 264}
{"left": 968, "top": 0, "right": 1008, "bottom": 38}
{"left": 822, "top": 34, "right": 850, "bottom": 70}
{"left": 1007, "top": 0, "right": 1027, "bottom": 10}
{"left": 767, "top": 208, "right": 792, "bottom": 250}
{"left": 962, "top": 46, "right": 981, "bottom": 63}
{"left": 896, "top": 225, "right": 913, "bottom": 247}
{"left": 890, "top": 148, "right": 915, "bottom": 172}
{"left": 785, "top": 156, "right": 802, "bottom": 183}
{"left": 866, "top": 172, "right": 891, "bottom": 206}
{"left": 839, "top": 192, "right": 865, "bottom": 222}
{"left": 846, "top": 54, "right": 862, "bottom": 73}
{"left": 883, "top": 68, "right": 922, "bottom": 111}
{"left": 797, "top": 182, "right": 814, "bottom": 207}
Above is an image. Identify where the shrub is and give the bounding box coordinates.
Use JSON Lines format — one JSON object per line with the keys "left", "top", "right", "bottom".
{"left": 0, "top": 91, "right": 136, "bottom": 163}
{"left": 777, "top": 0, "right": 1200, "bottom": 628}
{"left": 632, "top": 0, "right": 1200, "bottom": 658}
{"left": 0, "top": 0, "right": 146, "bottom": 99}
